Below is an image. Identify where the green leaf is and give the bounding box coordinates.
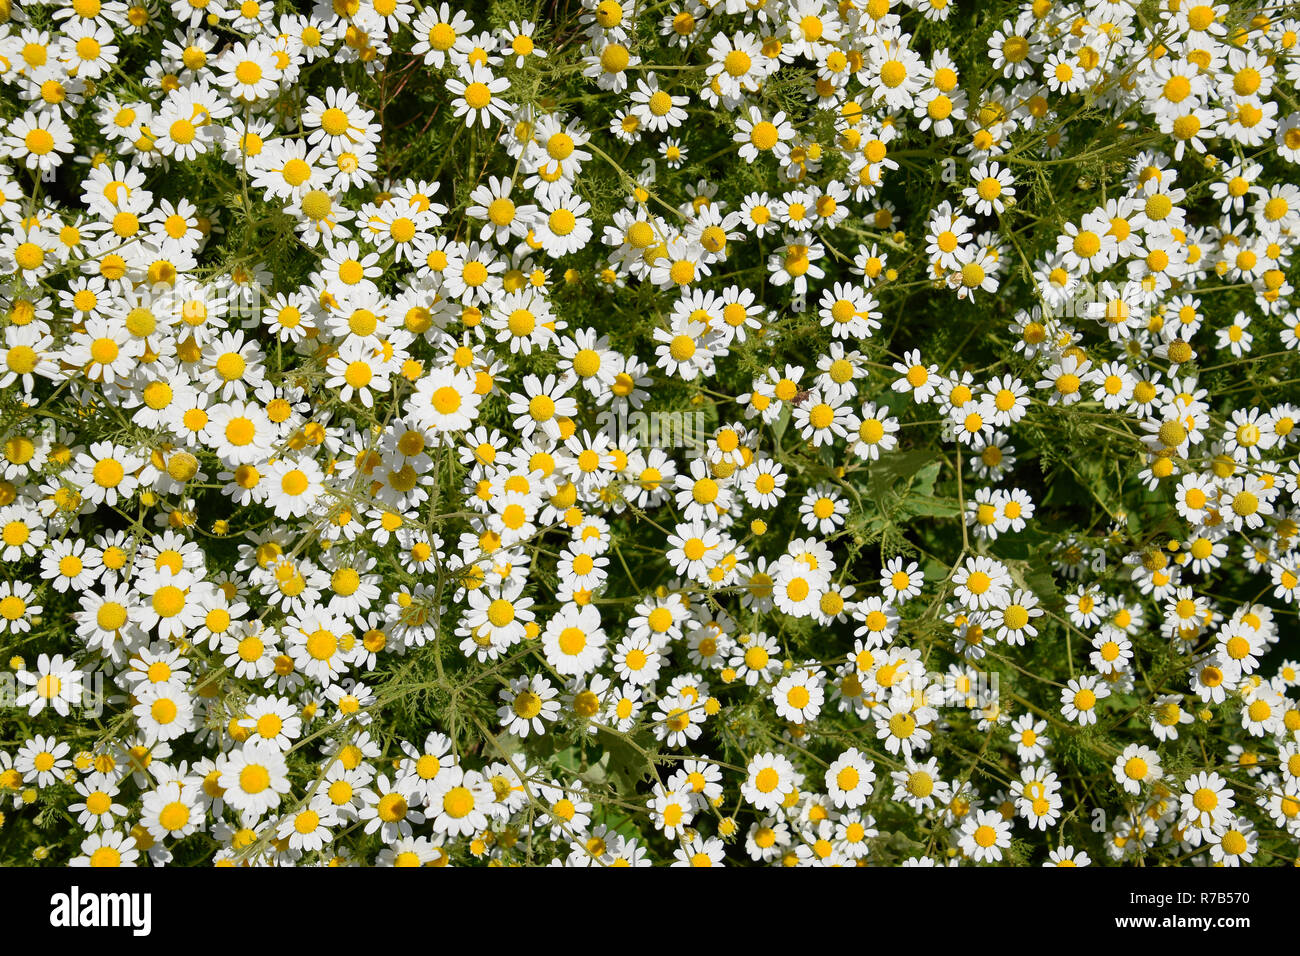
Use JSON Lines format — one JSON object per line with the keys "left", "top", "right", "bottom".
{"left": 911, "top": 460, "right": 942, "bottom": 497}
{"left": 867, "top": 449, "right": 939, "bottom": 503}
{"left": 771, "top": 404, "right": 792, "bottom": 444}
{"left": 575, "top": 751, "right": 612, "bottom": 787}
{"left": 867, "top": 450, "right": 955, "bottom": 523}
{"left": 596, "top": 730, "right": 656, "bottom": 795}
{"left": 1004, "top": 556, "right": 1064, "bottom": 610}
{"left": 900, "top": 495, "right": 962, "bottom": 518}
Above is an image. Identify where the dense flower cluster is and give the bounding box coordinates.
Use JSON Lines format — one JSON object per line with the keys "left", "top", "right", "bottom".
{"left": 0, "top": 0, "right": 1298, "bottom": 867}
